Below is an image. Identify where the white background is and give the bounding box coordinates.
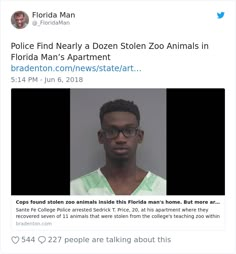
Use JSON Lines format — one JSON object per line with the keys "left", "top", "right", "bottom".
{"left": 0, "top": 0, "right": 235, "bottom": 253}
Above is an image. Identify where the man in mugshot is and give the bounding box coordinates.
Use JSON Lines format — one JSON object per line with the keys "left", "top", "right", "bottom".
{"left": 71, "top": 99, "right": 166, "bottom": 195}
{"left": 12, "top": 11, "right": 28, "bottom": 29}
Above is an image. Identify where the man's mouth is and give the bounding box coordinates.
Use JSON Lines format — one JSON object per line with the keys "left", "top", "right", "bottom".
{"left": 113, "top": 147, "right": 129, "bottom": 154}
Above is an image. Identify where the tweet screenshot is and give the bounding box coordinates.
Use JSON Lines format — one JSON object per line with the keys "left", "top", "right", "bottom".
{"left": 0, "top": 0, "right": 235, "bottom": 253}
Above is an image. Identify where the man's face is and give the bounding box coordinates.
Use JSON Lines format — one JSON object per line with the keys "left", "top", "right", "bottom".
{"left": 14, "top": 14, "right": 25, "bottom": 28}
{"left": 98, "top": 112, "right": 143, "bottom": 161}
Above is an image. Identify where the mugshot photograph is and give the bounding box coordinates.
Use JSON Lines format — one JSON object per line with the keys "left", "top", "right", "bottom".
{"left": 70, "top": 89, "right": 167, "bottom": 195}
{"left": 11, "top": 89, "right": 224, "bottom": 196}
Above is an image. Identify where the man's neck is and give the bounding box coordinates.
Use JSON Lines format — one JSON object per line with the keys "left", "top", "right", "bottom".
{"left": 100, "top": 159, "right": 148, "bottom": 195}
{"left": 101, "top": 159, "right": 138, "bottom": 179}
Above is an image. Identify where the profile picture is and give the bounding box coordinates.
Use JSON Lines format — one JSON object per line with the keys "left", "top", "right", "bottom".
{"left": 11, "top": 11, "right": 29, "bottom": 29}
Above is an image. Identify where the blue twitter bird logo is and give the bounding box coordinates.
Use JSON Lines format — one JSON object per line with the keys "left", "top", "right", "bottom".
{"left": 217, "top": 12, "right": 224, "bottom": 19}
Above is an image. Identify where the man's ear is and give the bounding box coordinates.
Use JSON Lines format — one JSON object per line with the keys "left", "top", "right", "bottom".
{"left": 137, "top": 129, "right": 144, "bottom": 144}
{"left": 98, "top": 130, "right": 104, "bottom": 144}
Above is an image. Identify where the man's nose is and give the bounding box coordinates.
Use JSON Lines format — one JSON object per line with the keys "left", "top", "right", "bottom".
{"left": 115, "top": 131, "right": 127, "bottom": 142}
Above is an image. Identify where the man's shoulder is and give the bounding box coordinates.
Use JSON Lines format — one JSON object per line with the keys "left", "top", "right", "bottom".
{"left": 71, "top": 169, "right": 100, "bottom": 184}
{"left": 146, "top": 171, "right": 166, "bottom": 195}
{"left": 70, "top": 168, "right": 107, "bottom": 195}
{"left": 149, "top": 171, "right": 166, "bottom": 182}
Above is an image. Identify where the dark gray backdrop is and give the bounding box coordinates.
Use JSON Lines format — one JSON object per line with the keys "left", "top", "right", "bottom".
{"left": 70, "top": 89, "right": 166, "bottom": 180}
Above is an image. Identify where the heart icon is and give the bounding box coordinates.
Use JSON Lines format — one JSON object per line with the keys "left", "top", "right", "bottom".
{"left": 11, "top": 236, "right": 19, "bottom": 244}
{"left": 38, "top": 236, "right": 46, "bottom": 244}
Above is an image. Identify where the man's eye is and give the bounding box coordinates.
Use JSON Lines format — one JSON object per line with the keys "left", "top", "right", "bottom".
{"left": 124, "top": 128, "right": 133, "bottom": 134}
{"left": 107, "top": 129, "right": 116, "bottom": 135}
